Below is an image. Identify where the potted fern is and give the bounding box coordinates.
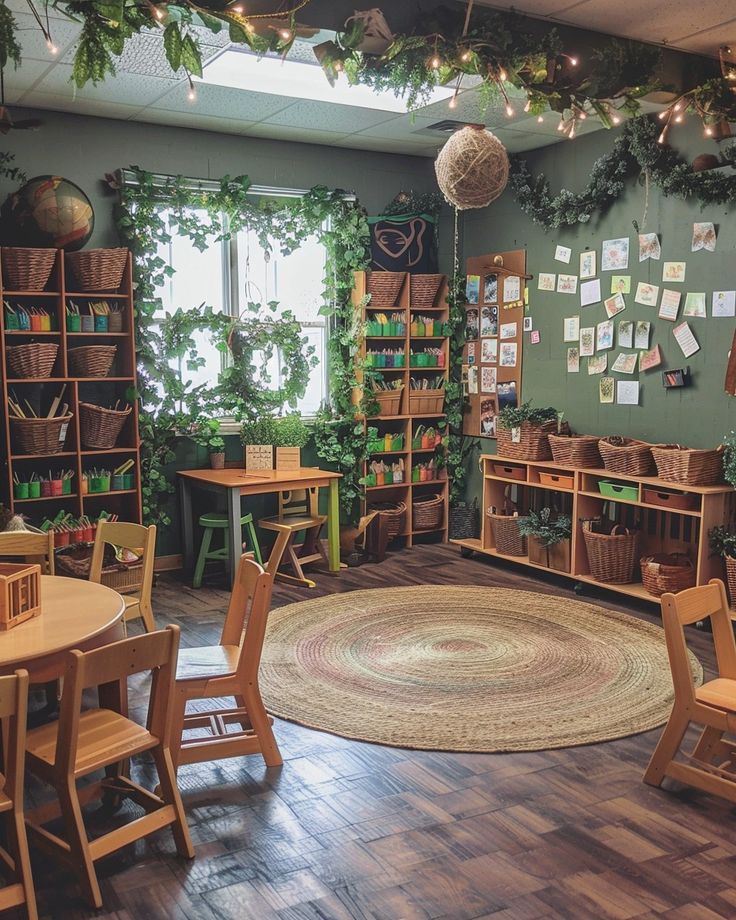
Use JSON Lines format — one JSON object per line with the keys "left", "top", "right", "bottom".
{"left": 518, "top": 508, "right": 572, "bottom": 572}
{"left": 496, "top": 401, "right": 567, "bottom": 461}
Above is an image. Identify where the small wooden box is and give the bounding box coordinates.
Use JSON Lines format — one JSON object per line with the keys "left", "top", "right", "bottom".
{"left": 276, "top": 447, "right": 301, "bottom": 471}
{"left": 538, "top": 470, "right": 574, "bottom": 490}
{"left": 245, "top": 444, "right": 273, "bottom": 471}
{"left": 493, "top": 463, "right": 526, "bottom": 481}
{"left": 0, "top": 563, "right": 41, "bottom": 630}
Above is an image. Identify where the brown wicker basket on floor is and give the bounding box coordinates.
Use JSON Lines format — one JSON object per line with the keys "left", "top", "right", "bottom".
{"left": 598, "top": 437, "right": 655, "bottom": 476}
{"left": 368, "top": 501, "right": 407, "bottom": 540}
{"left": 488, "top": 512, "right": 527, "bottom": 556}
{"left": 496, "top": 420, "right": 569, "bottom": 462}
{"left": 371, "top": 387, "right": 403, "bottom": 417}
{"left": 10, "top": 414, "right": 72, "bottom": 455}
{"left": 68, "top": 345, "right": 117, "bottom": 378}
{"left": 367, "top": 271, "right": 405, "bottom": 308}
{"left": 79, "top": 402, "right": 131, "bottom": 449}
{"left": 640, "top": 554, "right": 696, "bottom": 597}
{"left": 651, "top": 444, "right": 723, "bottom": 486}
{"left": 582, "top": 520, "right": 640, "bottom": 584}
{"left": 1, "top": 247, "right": 56, "bottom": 291}
{"left": 413, "top": 493, "right": 444, "bottom": 530}
{"left": 548, "top": 433, "right": 602, "bottom": 469}
{"left": 410, "top": 274, "right": 444, "bottom": 310}
{"left": 6, "top": 343, "right": 58, "bottom": 379}
{"left": 65, "top": 248, "right": 127, "bottom": 292}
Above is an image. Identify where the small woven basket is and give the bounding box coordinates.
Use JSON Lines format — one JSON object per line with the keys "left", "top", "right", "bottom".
{"left": 410, "top": 274, "right": 444, "bottom": 310}
{"left": 368, "top": 500, "right": 407, "bottom": 540}
{"left": 640, "top": 554, "right": 696, "bottom": 597}
{"left": 488, "top": 512, "right": 527, "bottom": 556}
{"left": 68, "top": 345, "right": 117, "bottom": 378}
{"left": 598, "top": 437, "right": 655, "bottom": 477}
{"left": 371, "top": 387, "right": 403, "bottom": 417}
{"left": 413, "top": 493, "right": 444, "bottom": 530}
{"left": 6, "top": 343, "right": 58, "bottom": 379}
{"left": 65, "top": 248, "right": 128, "bottom": 292}
{"left": 367, "top": 271, "right": 405, "bottom": 308}
{"left": 10, "top": 414, "right": 72, "bottom": 455}
{"left": 496, "top": 420, "right": 568, "bottom": 462}
{"left": 582, "top": 520, "right": 640, "bottom": 584}
{"left": 79, "top": 402, "right": 131, "bottom": 449}
{"left": 548, "top": 433, "right": 602, "bottom": 469}
{"left": 1, "top": 247, "right": 56, "bottom": 291}
{"left": 651, "top": 444, "right": 723, "bottom": 486}
{"left": 725, "top": 556, "right": 736, "bottom": 608}
{"left": 408, "top": 389, "right": 445, "bottom": 415}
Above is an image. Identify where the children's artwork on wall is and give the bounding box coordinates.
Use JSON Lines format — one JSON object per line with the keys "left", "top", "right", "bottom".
{"left": 601, "top": 238, "right": 629, "bottom": 271}
{"left": 612, "top": 352, "right": 638, "bottom": 374}
{"left": 610, "top": 275, "right": 631, "bottom": 295}
{"left": 617, "top": 380, "right": 640, "bottom": 405}
{"left": 579, "top": 250, "right": 596, "bottom": 279}
{"left": 580, "top": 327, "right": 595, "bottom": 356}
{"left": 481, "top": 366, "right": 497, "bottom": 393}
{"left": 618, "top": 320, "right": 634, "bottom": 348}
{"left": 554, "top": 244, "right": 572, "bottom": 264}
{"left": 500, "top": 322, "right": 517, "bottom": 340}
{"left": 468, "top": 365, "right": 479, "bottom": 394}
{"left": 596, "top": 320, "right": 613, "bottom": 351}
{"left": 639, "top": 233, "right": 661, "bottom": 262}
{"left": 496, "top": 381, "right": 517, "bottom": 410}
{"left": 639, "top": 344, "right": 662, "bottom": 371}
{"left": 499, "top": 342, "right": 518, "bottom": 367}
{"left": 659, "top": 289, "right": 681, "bottom": 322}
{"left": 567, "top": 347, "right": 580, "bottom": 373}
{"left": 465, "top": 308, "right": 480, "bottom": 339}
{"left": 580, "top": 278, "right": 601, "bottom": 307}
{"left": 662, "top": 261, "right": 686, "bottom": 283}
{"left": 467, "top": 341, "right": 476, "bottom": 365}
{"left": 599, "top": 377, "right": 615, "bottom": 403}
{"left": 683, "top": 292, "right": 706, "bottom": 318}
{"left": 480, "top": 305, "right": 498, "bottom": 336}
{"left": 588, "top": 354, "right": 607, "bottom": 375}
{"left": 673, "top": 321, "right": 700, "bottom": 357}
{"left": 557, "top": 274, "right": 578, "bottom": 294}
{"left": 604, "top": 292, "right": 626, "bottom": 318}
{"left": 635, "top": 282, "right": 659, "bottom": 306}
{"left": 713, "top": 290, "right": 736, "bottom": 317}
{"left": 523, "top": 316, "right": 533, "bottom": 332}
{"left": 530, "top": 330, "right": 541, "bottom": 344}
{"left": 466, "top": 275, "right": 480, "bottom": 304}
{"left": 503, "top": 275, "right": 521, "bottom": 302}
{"left": 483, "top": 273, "right": 498, "bottom": 304}
{"left": 538, "top": 272, "right": 556, "bottom": 291}
{"left": 692, "top": 221, "right": 716, "bottom": 252}
{"left": 461, "top": 364, "right": 469, "bottom": 395}
{"left": 563, "top": 316, "right": 580, "bottom": 342}
{"left": 480, "top": 398, "right": 498, "bottom": 437}
{"left": 481, "top": 337, "right": 498, "bottom": 363}
{"left": 634, "top": 321, "right": 651, "bottom": 350}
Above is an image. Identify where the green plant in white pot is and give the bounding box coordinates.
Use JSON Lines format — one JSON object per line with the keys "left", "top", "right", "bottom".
{"left": 518, "top": 508, "right": 572, "bottom": 572}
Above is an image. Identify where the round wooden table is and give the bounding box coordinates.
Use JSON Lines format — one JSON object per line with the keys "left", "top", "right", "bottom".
{"left": 0, "top": 575, "right": 126, "bottom": 682}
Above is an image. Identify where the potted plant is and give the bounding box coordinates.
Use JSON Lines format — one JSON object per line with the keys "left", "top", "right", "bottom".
{"left": 191, "top": 418, "right": 226, "bottom": 469}
{"left": 518, "top": 509, "right": 572, "bottom": 572}
{"left": 240, "top": 417, "right": 278, "bottom": 471}
{"left": 273, "top": 414, "right": 309, "bottom": 471}
{"left": 709, "top": 525, "right": 736, "bottom": 604}
{"left": 496, "top": 401, "right": 566, "bottom": 461}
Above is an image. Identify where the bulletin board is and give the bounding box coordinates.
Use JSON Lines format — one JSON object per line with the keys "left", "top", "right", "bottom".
{"left": 462, "top": 249, "right": 527, "bottom": 438}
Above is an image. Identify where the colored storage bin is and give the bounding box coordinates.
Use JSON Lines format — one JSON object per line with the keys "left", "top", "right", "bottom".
{"left": 598, "top": 480, "right": 639, "bottom": 501}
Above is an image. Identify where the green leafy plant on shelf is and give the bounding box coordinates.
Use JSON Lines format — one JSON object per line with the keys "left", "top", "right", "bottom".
{"left": 708, "top": 526, "right": 736, "bottom": 560}
{"left": 518, "top": 508, "right": 572, "bottom": 546}
{"left": 497, "top": 401, "right": 560, "bottom": 430}
{"left": 190, "top": 417, "right": 224, "bottom": 454}
{"left": 272, "top": 414, "right": 309, "bottom": 448}
{"left": 722, "top": 431, "right": 736, "bottom": 490}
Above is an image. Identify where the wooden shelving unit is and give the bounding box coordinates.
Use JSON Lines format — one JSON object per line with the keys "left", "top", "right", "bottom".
{"left": 452, "top": 453, "right": 736, "bottom": 606}
{"left": 352, "top": 270, "right": 450, "bottom": 546}
{"left": 0, "top": 248, "right": 142, "bottom": 529}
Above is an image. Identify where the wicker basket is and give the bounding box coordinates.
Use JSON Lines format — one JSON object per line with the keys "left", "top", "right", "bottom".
{"left": 651, "top": 444, "right": 723, "bottom": 486}
{"left": 68, "top": 345, "right": 117, "bottom": 378}
{"left": 367, "top": 271, "right": 405, "bottom": 308}
{"left": 371, "top": 387, "right": 403, "bottom": 417}
{"left": 725, "top": 556, "right": 736, "bottom": 608}
{"left": 548, "top": 433, "right": 602, "bottom": 469}
{"left": 368, "top": 500, "right": 407, "bottom": 540}
{"left": 488, "top": 512, "right": 527, "bottom": 556}
{"left": 496, "top": 420, "right": 568, "bottom": 462}
{"left": 6, "top": 343, "right": 59, "bottom": 379}
{"left": 413, "top": 493, "right": 444, "bottom": 530}
{"left": 410, "top": 274, "right": 444, "bottom": 310}
{"left": 598, "top": 437, "right": 655, "bottom": 477}
{"left": 10, "top": 414, "right": 72, "bottom": 455}
{"left": 65, "top": 248, "right": 128, "bottom": 292}
{"left": 1, "top": 247, "right": 56, "bottom": 291}
{"left": 79, "top": 402, "right": 131, "bottom": 449}
{"left": 640, "top": 554, "right": 696, "bottom": 597}
{"left": 582, "top": 520, "right": 640, "bottom": 584}
{"left": 449, "top": 499, "right": 479, "bottom": 540}
{"left": 408, "top": 389, "right": 445, "bottom": 415}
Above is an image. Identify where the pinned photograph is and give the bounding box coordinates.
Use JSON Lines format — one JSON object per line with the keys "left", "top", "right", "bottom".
{"left": 692, "top": 221, "right": 716, "bottom": 252}
{"left": 480, "top": 305, "right": 498, "bottom": 336}
{"left": 468, "top": 365, "right": 479, "bottom": 394}
{"left": 599, "top": 377, "right": 615, "bottom": 404}
{"left": 530, "top": 330, "right": 541, "bottom": 344}
{"left": 503, "top": 275, "right": 521, "bottom": 302}
{"left": 481, "top": 366, "right": 497, "bottom": 393}
{"left": 480, "top": 398, "right": 498, "bottom": 437}
{"left": 500, "top": 322, "right": 517, "bottom": 340}
{"left": 557, "top": 274, "right": 578, "bottom": 295}
{"left": 588, "top": 354, "right": 608, "bottom": 375}
{"left": 683, "top": 292, "right": 706, "bottom": 318}
{"left": 601, "top": 237, "right": 629, "bottom": 271}
{"left": 713, "top": 290, "right": 736, "bottom": 318}
{"left": 481, "top": 337, "right": 498, "bottom": 364}
{"left": 580, "top": 278, "right": 601, "bottom": 307}
{"left": 604, "top": 292, "right": 626, "bottom": 318}
{"left": 618, "top": 320, "right": 634, "bottom": 349}
{"left": 567, "top": 346, "right": 580, "bottom": 373}
{"left": 596, "top": 319, "right": 614, "bottom": 351}
{"left": 563, "top": 316, "right": 580, "bottom": 342}
{"left": 483, "top": 273, "right": 498, "bottom": 304}
{"left": 579, "top": 250, "right": 596, "bottom": 279}
{"left": 555, "top": 244, "right": 572, "bottom": 264}
{"left": 610, "top": 275, "right": 631, "bottom": 295}
{"left": 612, "top": 353, "right": 638, "bottom": 374}
{"left": 500, "top": 342, "right": 518, "bottom": 367}
{"left": 496, "top": 381, "right": 517, "bottom": 411}
{"left": 465, "top": 308, "right": 480, "bottom": 340}
{"left": 639, "top": 344, "right": 662, "bottom": 372}
{"left": 616, "top": 380, "right": 639, "bottom": 405}
{"left": 466, "top": 274, "right": 480, "bottom": 304}
{"left": 662, "top": 261, "right": 686, "bottom": 283}
{"left": 538, "top": 272, "right": 556, "bottom": 291}
{"left": 634, "top": 321, "right": 651, "bottom": 350}
{"left": 634, "top": 281, "right": 659, "bottom": 307}
{"left": 658, "top": 289, "right": 681, "bottom": 322}
{"left": 523, "top": 316, "right": 533, "bottom": 332}
{"left": 579, "top": 327, "right": 595, "bottom": 357}
{"left": 638, "top": 233, "right": 661, "bottom": 262}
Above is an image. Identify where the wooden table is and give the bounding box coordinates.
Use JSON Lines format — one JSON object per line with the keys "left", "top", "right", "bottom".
{"left": 177, "top": 467, "right": 343, "bottom": 586}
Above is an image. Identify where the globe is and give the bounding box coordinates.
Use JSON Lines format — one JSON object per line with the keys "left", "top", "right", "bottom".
{"left": 2, "top": 175, "right": 94, "bottom": 250}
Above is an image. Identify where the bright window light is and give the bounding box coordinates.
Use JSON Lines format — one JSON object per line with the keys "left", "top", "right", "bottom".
{"left": 197, "top": 48, "right": 455, "bottom": 112}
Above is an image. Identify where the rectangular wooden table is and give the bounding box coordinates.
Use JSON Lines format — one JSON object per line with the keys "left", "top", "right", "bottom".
{"left": 177, "top": 467, "right": 342, "bottom": 586}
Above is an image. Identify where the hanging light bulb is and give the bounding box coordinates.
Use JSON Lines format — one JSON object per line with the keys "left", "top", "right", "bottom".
{"left": 187, "top": 84, "right": 196, "bottom": 102}
{"left": 569, "top": 56, "right": 578, "bottom": 66}
{"left": 449, "top": 95, "right": 457, "bottom": 109}
{"left": 673, "top": 100, "right": 683, "bottom": 112}
{"left": 704, "top": 123, "right": 714, "bottom": 136}
{"left": 657, "top": 110, "right": 668, "bottom": 120}
{"left": 557, "top": 119, "right": 564, "bottom": 132}
{"left": 657, "top": 129, "right": 667, "bottom": 144}
{"left": 537, "top": 114, "right": 544, "bottom": 123}
{"left": 505, "top": 103, "right": 514, "bottom": 117}
{"left": 674, "top": 113, "right": 683, "bottom": 123}
{"left": 231, "top": 4, "right": 244, "bottom": 12}
{"left": 430, "top": 54, "right": 441, "bottom": 70}
{"left": 499, "top": 68, "right": 507, "bottom": 81}
{"left": 46, "top": 39, "right": 59, "bottom": 55}
{"left": 523, "top": 98, "right": 531, "bottom": 113}
{"left": 460, "top": 49, "right": 471, "bottom": 62}
{"left": 578, "top": 110, "right": 587, "bottom": 120}
{"left": 278, "top": 27, "right": 292, "bottom": 41}
{"left": 611, "top": 113, "right": 621, "bottom": 125}
{"left": 152, "top": 4, "right": 166, "bottom": 21}
{"left": 334, "top": 60, "right": 344, "bottom": 73}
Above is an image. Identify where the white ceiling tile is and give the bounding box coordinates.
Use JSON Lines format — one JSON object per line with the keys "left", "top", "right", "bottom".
{"left": 32, "top": 63, "right": 178, "bottom": 107}
{"left": 151, "top": 82, "right": 293, "bottom": 120}
{"left": 335, "top": 135, "right": 439, "bottom": 157}
{"left": 264, "top": 99, "right": 397, "bottom": 132}
{"left": 11, "top": 12, "right": 80, "bottom": 60}
{"left": 133, "top": 109, "right": 254, "bottom": 136}
{"left": 351, "top": 114, "right": 443, "bottom": 141}
{"left": 242, "top": 123, "right": 349, "bottom": 144}
{"left": 16, "top": 91, "right": 142, "bottom": 121}
{"left": 4, "top": 58, "right": 52, "bottom": 100}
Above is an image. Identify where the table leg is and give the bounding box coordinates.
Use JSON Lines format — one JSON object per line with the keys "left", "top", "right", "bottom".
{"left": 227, "top": 487, "right": 241, "bottom": 587}
{"left": 180, "top": 478, "right": 195, "bottom": 572}
{"left": 327, "top": 479, "right": 340, "bottom": 573}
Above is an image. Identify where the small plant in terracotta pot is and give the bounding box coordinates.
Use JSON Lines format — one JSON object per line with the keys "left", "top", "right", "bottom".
{"left": 192, "top": 418, "right": 225, "bottom": 469}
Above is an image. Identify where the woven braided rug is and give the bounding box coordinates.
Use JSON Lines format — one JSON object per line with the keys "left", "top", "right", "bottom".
{"left": 260, "top": 585, "right": 702, "bottom": 752}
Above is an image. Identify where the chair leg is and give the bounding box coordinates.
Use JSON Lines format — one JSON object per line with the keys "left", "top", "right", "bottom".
{"left": 265, "top": 529, "right": 291, "bottom": 579}
{"left": 169, "top": 686, "right": 188, "bottom": 774}
{"left": 150, "top": 744, "right": 195, "bottom": 860}
{"left": 243, "top": 518, "right": 263, "bottom": 565}
{"left": 692, "top": 725, "right": 727, "bottom": 765}
{"left": 643, "top": 710, "right": 691, "bottom": 788}
{"left": 139, "top": 599, "right": 156, "bottom": 634}
{"left": 57, "top": 779, "right": 102, "bottom": 909}
{"left": 9, "top": 810, "right": 38, "bottom": 920}
{"left": 241, "top": 686, "right": 283, "bottom": 768}
{"left": 193, "top": 527, "right": 214, "bottom": 589}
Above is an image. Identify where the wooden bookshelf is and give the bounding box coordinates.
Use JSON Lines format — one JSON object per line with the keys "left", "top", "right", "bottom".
{"left": 0, "top": 248, "right": 142, "bottom": 533}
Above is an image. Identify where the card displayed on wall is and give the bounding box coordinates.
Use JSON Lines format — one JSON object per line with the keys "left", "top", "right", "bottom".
{"left": 500, "top": 322, "right": 517, "bottom": 340}
{"left": 500, "top": 342, "right": 518, "bottom": 367}
{"left": 567, "top": 346, "right": 580, "bottom": 373}
{"left": 466, "top": 275, "right": 480, "bottom": 304}
{"left": 638, "top": 233, "right": 661, "bottom": 262}
{"left": 480, "top": 305, "right": 498, "bottom": 336}
{"left": 497, "top": 381, "right": 517, "bottom": 410}
{"left": 604, "top": 292, "right": 626, "bottom": 318}
{"left": 588, "top": 354, "right": 608, "bottom": 375}
{"left": 480, "top": 398, "right": 498, "bottom": 437}
{"left": 601, "top": 238, "right": 629, "bottom": 271}
{"left": 612, "top": 352, "right": 638, "bottom": 374}
{"left": 579, "top": 250, "right": 596, "bottom": 280}
{"left": 483, "top": 273, "right": 498, "bottom": 304}
{"left": 617, "top": 320, "right": 634, "bottom": 349}
{"left": 683, "top": 292, "right": 706, "bottom": 318}
{"left": 465, "top": 308, "right": 480, "bottom": 340}
{"left": 523, "top": 316, "right": 533, "bottom": 332}
{"left": 596, "top": 319, "right": 614, "bottom": 351}
{"left": 481, "top": 337, "right": 498, "bottom": 364}
{"left": 634, "top": 281, "right": 659, "bottom": 306}
{"left": 580, "top": 278, "right": 601, "bottom": 307}
{"left": 692, "top": 221, "right": 716, "bottom": 252}
{"left": 639, "top": 344, "right": 662, "bottom": 372}
{"left": 713, "top": 290, "right": 736, "bottom": 317}
{"left": 524, "top": 287, "right": 529, "bottom": 305}
{"left": 673, "top": 321, "right": 700, "bottom": 357}
{"left": 617, "top": 380, "right": 640, "bottom": 405}
{"left": 530, "top": 330, "right": 541, "bottom": 344}
{"left": 555, "top": 244, "right": 572, "bottom": 264}
{"left": 662, "top": 261, "right": 686, "bottom": 283}
{"left": 461, "top": 364, "right": 469, "bottom": 395}
{"left": 599, "top": 376, "right": 615, "bottom": 403}
{"left": 467, "top": 341, "right": 476, "bottom": 365}
{"left": 659, "top": 289, "right": 681, "bottom": 322}
{"left": 467, "top": 365, "right": 479, "bottom": 394}
{"left": 634, "top": 321, "right": 651, "bottom": 350}
{"left": 580, "top": 327, "right": 595, "bottom": 357}
{"left": 538, "top": 272, "right": 556, "bottom": 291}
{"left": 563, "top": 316, "right": 580, "bottom": 342}
{"left": 481, "top": 366, "right": 497, "bottom": 393}
{"left": 557, "top": 274, "right": 578, "bottom": 294}
{"left": 503, "top": 275, "right": 521, "bottom": 302}
{"left": 610, "top": 275, "right": 631, "bottom": 295}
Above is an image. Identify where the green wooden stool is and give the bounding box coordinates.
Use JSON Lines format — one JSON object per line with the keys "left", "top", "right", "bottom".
{"left": 193, "top": 511, "right": 262, "bottom": 588}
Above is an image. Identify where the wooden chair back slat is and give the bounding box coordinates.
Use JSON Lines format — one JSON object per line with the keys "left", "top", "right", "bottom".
{"left": 89, "top": 521, "right": 155, "bottom": 597}
{"left": 0, "top": 531, "right": 54, "bottom": 575}
{"left": 218, "top": 557, "right": 274, "bottom": 684}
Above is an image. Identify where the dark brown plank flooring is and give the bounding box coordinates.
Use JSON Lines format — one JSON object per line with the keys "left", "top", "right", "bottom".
{"left": 25, "top": 544, "right": 736, "bottom": 919}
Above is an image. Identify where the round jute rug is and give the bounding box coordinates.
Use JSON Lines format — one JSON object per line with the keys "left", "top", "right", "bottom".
{"left": 259, "top": 586, "right": 703, "bottom": 752}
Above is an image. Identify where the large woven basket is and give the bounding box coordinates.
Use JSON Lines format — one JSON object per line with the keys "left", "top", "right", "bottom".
{"left": 79, "top": 402, "right": 131, "bottom": 449}
{"left": 488, "top": 512, "right": 527, "bottom": 556}
{"left": 410, "top": 274, "right": 444, "bottom": 310}
{"left": 367, "top": 271, "right": 405, "bottom": 308}
{"left": 6, "top": 343, "right": 58, "bottom": 378}
{"left": 408, "top": 389, "right": 445, "bottom": 415}
{"left": 1, "top": 247, "right": 56, "bottom": 291}
{"left": 65, "top": 248, "right": 127, "bottom": 292}
{"left": 640, "top": 554, "right": 696, "bottom": 597}
{"left": 548, "top": 433, "right": 602, "bottom": 469}
{"left": 368, "top": 500, "right": 407, "bottom": 540}
{"left": 496, "top": 420, "right": 568, "bottom": 462}
{"left": 651, "top": 444, "right": 723, "bottom": 486}
{"left": 371, "top": 387, "right": 403, "bottom": 417}
{"left": 10, "top": 414, "right": 72, "bottom": 455}
{"left": 598, "top": 437, "right": 655, "bottom": 477}
{"left": 68, "top": 345, "right": 117, "bottom": 378}
{"left": 413, "top": 493, "right": 444, "bottom": 530}
{"left": 582, "top": 520, "right": 640, "bottom": 584}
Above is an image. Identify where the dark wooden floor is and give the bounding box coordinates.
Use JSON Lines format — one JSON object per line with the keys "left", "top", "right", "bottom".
{"left": 26, "top": 544, "right": 736, "bottom": 919}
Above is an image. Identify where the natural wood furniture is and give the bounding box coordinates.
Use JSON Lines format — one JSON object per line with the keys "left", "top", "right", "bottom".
{"left": 0, "top": 531, "right": 55, "bottom": 577}
{"left": 0, "top": 248, "right": 142, "bottom": 526}
{"left": 352, "top": 270, "right": 449, "bottom": 546}
{"left": 259, "top": 488, "right": 328, "bottom": 589}
{"left": 452, "top": 453, "right": 736, "bottom": 606}
{"left": 0, "top": 669, "right": 37, "bottom": 920}
{"left": 24, "top": 625, "right": 194, "bottom": 909}
{"left": 177, "top": 467, "right": 342, "bottom": 588}
{"left": 171, "top": 556, "right": 281, "bottom": 772}
{"left": 89, "top": 520, "right": 156, "bottom": 633}
{"left": 644, "top": 579, "right": 736, "bottom": 802}
{"left": 192, "top": 511, "right": 262, "bottom": 589}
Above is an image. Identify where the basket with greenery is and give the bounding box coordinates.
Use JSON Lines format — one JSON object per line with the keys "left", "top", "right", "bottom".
{"left": 273, "top": 414, "right": 309, "bottom": 470}
{"left": 518, "top": 508, "right": 572, "bottom": 571}
{"left": 496, "top": 402, "right": 567, "bottom": 461}
{"left": 709, "top": 525, "right": 736, "bottom": 605}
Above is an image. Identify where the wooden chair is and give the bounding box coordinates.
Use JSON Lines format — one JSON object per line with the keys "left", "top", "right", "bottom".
{"left": 89, "top": 521, "right": 156, "bottom": 633}
{"left": 0, "top": 530, "right": 54, "bottom": 574}
{"left": 644, "top": 578, "right": 736, "bottom": 803}
{"left": 0, "top": 669, "right": 37, "bottom": 920}
{"left": 24, "top": 625, "right": 194, "bottom": 909}
{"left": 259, "top": 488, "right": 327, "bottom": 588}
{"left": 171, "top": 556, "right": 282, "bottom": 773}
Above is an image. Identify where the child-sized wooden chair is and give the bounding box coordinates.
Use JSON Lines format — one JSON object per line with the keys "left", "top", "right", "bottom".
{"left": 259, "top": 487, "right": 327, "bottom": 588}
{"left": 24, "top": 626, "right": 194, "bottom": 910}
{"left": 0, "top": 530, "right": 54, "bottom": 574}
{"left": 171, "top": 556, "right": 282, "bottom": 772}
{"left": 89, "top": 521, "right": 156, "bottom": 633}
{"left": 644, "top": 578, "right": 736, "bottom": 803}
